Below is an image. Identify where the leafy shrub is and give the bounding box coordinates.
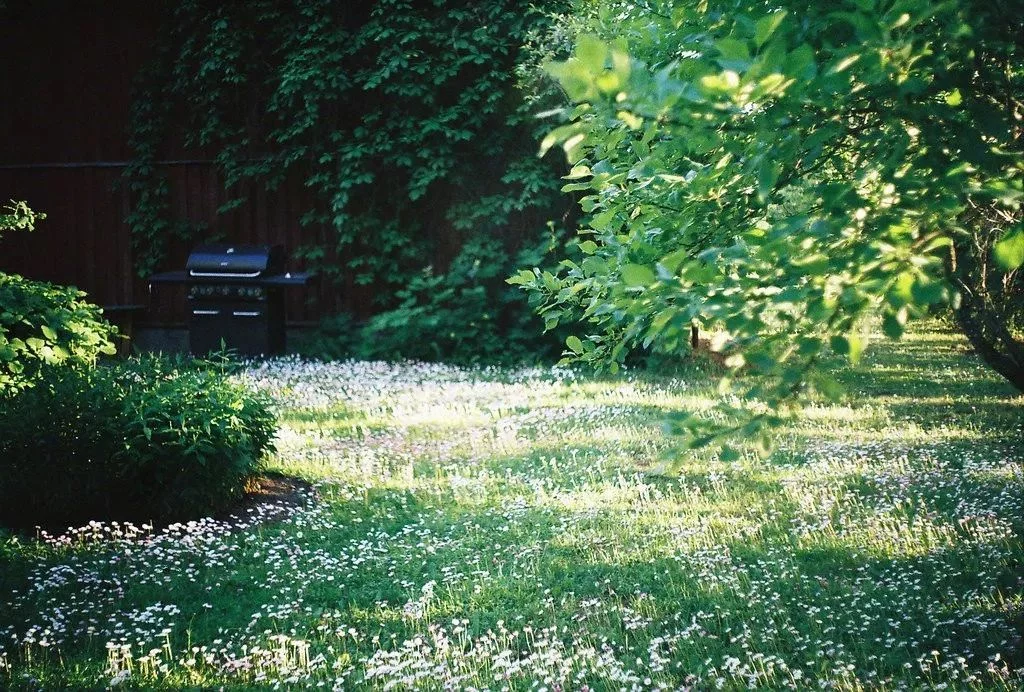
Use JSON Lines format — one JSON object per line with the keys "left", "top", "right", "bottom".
{"left": 0, "top": 274, "right": 117, "bottom": 392}
{"left": 0, "top": 201, "right": 117, "bottom": 392}
{"left": 292, "top": 312, "right": 362, "bottom": 362}
{"left": 0, "top": 355, "right": 276, "bottom": 526}
{"left": 357, "top": 237, "right": 510, "bottom": 363}
{"left": 298, "top": 232, "right": 579, "bottom": 365}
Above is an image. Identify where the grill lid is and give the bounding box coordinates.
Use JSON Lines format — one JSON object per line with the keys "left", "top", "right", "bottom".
{"left": 186, "top": 244, "right": 284, "bottom": 278}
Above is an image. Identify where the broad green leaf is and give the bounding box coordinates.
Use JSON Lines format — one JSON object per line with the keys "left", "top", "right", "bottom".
{"left": 882, "top": 309, "right": 907, "bottom": 339}
{"left": 582, "top": 256, "right": 609, "bottom": 276}
{"left": 911, "top": 278, "right": 947, "bottom": 305}
{"left": 994, "top": 226, "right": 1024, "bottom": 269}
{"left": 650, "top": 307, "right": 677, "bottom": 332}
{"left": 699, "top": 71, "right": 740, "bottom": 95}
{"left": 811, "top": 372, "right": 845, "bottom": 400}
{"left": 659, "top": 248, "right": 689, "bottom": 274}
{"left": 714, "top": 37, "right": 751, "bottom": 72}
{"left": 785, "top": 43, "right": 816, "bottom": 80}
{"left": 620, "top": 263, "right": 656, "bottom": 287}
{"left": 757, "top": 160, "right": 780, "bottom": 201}
{"left": 755, "top": 11, "right": 787, "bottom": 48}
{"left": 890, "top": 271, "right": 915, "bottom": 305}
{"left": 845, "top": 334, "right": 865, "bottom": 364}
{"left": 576, "top": 34, "right": 608, "bottom": 73}
{"left": 566, "top": 335, "right": 585, "bottom": 354}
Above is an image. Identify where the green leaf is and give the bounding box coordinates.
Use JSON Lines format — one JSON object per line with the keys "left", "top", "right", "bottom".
{"left": 620, "top": 264, "right": 656, "bottom": 287}
{"left": 757, "top": 160, "right": 780, "bottom": 202}
{"left": 849, "top": 335, "right": 865, "bottom": 364}
{"left": 810, "top": 372, "right": 844, "bottom": 400}
{"left": 784, "top": 43, "right": 816, "bottom": 80}
{"left": 910, "top": 278, "right": 947, "bottom": 305}
{"left": 576, "top": 34, "right": 609, "bottom": 73}
{"left": 40, "top": 325, "right": 58, "bottom": 341}
{"left": 714, "top": 38, "right": 751, "bottom": 72}
{"left": 993, "top": 226, "right": 1024, "bottom": 269}
{"left": 755, "top": 11, "right": 787, "bottom": 48}
{"left": 882, "top": 309, "right": 906, "bottom": 339}
{"left": 565, "top": 335, "right": 585, "bottom": 354}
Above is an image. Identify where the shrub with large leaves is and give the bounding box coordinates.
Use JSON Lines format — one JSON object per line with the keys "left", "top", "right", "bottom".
{"left": 0, "top": 201, "right": 116, "bottom": 392}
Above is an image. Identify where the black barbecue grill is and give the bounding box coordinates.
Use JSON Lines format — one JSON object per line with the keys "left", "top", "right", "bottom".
{"left": 149, "top": 244, "right": 311, "bottom": 356}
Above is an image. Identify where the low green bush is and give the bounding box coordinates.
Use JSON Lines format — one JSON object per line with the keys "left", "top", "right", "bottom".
{"left": 0, "top": 355, "right": 276, "bottom": 526}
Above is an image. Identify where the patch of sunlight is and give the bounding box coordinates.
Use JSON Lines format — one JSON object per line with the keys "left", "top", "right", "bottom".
{"left": 834, "top": 511, "right": 965, "bottom": 557}
{"left": 800, "top": 404, "right": 888, "bottom": 428}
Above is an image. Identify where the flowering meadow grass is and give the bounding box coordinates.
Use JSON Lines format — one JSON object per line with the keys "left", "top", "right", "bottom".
{"left": 0, "top": 324, "right": 1021, "bottom": 689}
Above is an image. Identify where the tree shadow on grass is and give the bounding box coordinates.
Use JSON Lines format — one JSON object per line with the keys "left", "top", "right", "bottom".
{"left": 2, "top": 466, "right": 1021, "bottom": 688}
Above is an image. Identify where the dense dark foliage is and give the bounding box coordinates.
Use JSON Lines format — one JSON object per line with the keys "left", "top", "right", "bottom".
{"left": 0, "top": 356, "right": 276, "bottom": 526}
{"left": 126, "top": 0, "right": 576, "bottom": 363}
{"left": 296, "top": 232, "right": 579, "bottom": 364}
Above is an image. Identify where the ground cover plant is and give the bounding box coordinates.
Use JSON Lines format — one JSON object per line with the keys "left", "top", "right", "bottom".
{"left": 0, "top": 322, "right": 1020, "bottom": 689}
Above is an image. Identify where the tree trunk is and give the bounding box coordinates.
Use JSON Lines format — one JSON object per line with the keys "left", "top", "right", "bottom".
{"left": 948, "top": 233, "right": 1024, "bottom": 393}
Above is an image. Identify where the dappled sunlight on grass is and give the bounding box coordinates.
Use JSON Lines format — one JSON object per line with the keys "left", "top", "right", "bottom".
{"left": 0, "top": 325, "right": 1021, "bottom": 688}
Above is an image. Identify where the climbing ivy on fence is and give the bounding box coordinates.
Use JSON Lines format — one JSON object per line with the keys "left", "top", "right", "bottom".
{"left": 124, "top": 0, "right": 575, "bottom": 338}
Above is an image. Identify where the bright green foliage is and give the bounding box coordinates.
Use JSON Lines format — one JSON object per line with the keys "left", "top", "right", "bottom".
{"left": 0, "top": 355, "right": 276, "bottom": 525}
{"left": 0, "top": 202, "right": 116, "bottom": 392}
{"left": 125, "top": 0, "right": 574, "bottom": 363}
{"left": 513, "top": 0, "right": 1024, "bottom": 447}
{"left": 0, "top": 200, "right": 42, "bottom": 234}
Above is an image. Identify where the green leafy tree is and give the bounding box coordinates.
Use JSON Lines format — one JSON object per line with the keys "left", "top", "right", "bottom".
{"left": 512, "top": 0, "right": 1023, "bottom": 451}
{"left": 0, "top": 202, "right": 116, "bottom": 392}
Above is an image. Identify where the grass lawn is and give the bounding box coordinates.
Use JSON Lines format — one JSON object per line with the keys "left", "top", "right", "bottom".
{"left": 1, "top": 323, "right": 1021, "bottom": 689}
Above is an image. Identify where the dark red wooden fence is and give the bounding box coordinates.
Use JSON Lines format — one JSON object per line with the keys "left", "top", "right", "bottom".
{"left": 0, "top": 2, "right": 354, "bottom": 327}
